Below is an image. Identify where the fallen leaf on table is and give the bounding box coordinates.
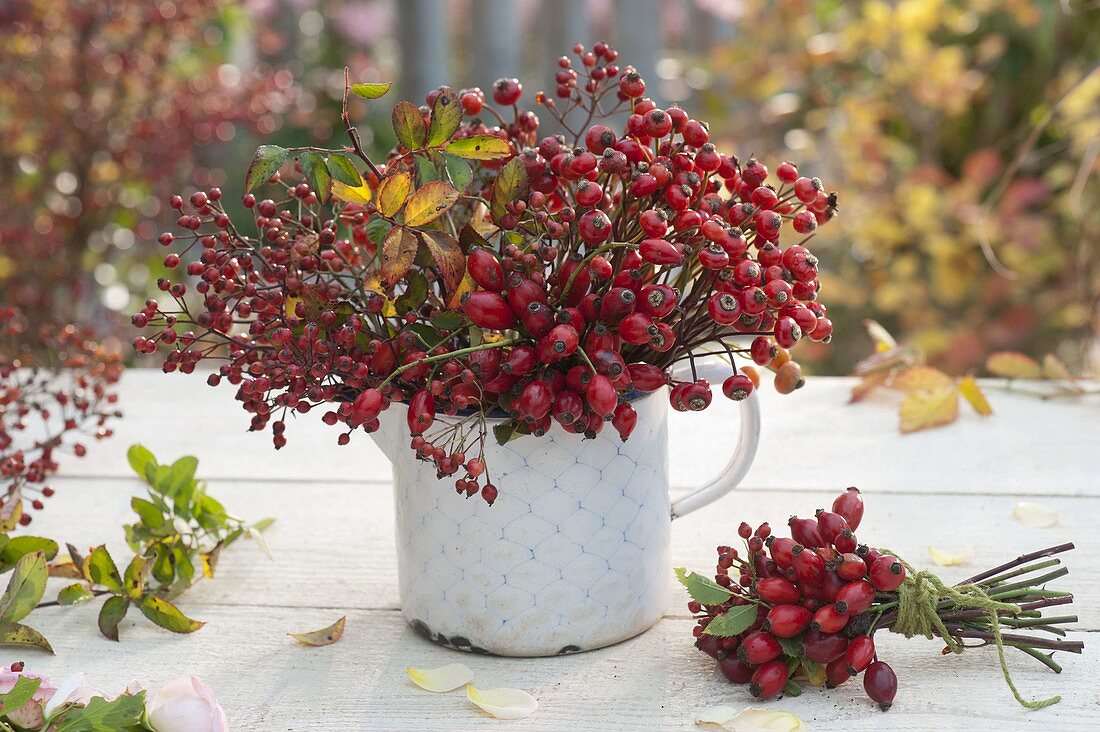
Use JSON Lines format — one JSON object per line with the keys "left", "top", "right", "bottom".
{"left": 466, "top": 684, "right": 538, "bottom": 719}
{"left": 929, "top": 546, "right": 974, "bottom": 566}
{"left": 986, "top": 351, "right": 1042, "bottom": 379}
{"left": 893, "top": 366, "right": 955, "bottom": 393}
{"left": 849, "top": 371, "right": 889, "bottom": 403}
{"left": 406, "top": 663, "right": 473, "bottom": 693}
{"left": 899, "top": 387, "right": 958, "bottom": 433}
{"left": 289, "top": 616, "right": 346, "bottom": 646}
{"left": 1013, "top": 502, "right": 1060, "bottom": 528}
{"left": 957, "top": 376, "right": 992, "bottom": 416}
{"left": 1042, "top": 354, "right": 1084, "bottom": 391}
{"left": 696, "top": 705, "right": 805, "bottom": 730}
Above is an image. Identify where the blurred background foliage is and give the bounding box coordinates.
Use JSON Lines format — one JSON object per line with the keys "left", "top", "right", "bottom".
{"left": 1, "top": 0, "right": 1097, "bottom": 374}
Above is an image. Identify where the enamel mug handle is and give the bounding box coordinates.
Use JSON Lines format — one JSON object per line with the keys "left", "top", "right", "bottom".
{"left": 669, "top": 359, "right": 761, "bottom": 519}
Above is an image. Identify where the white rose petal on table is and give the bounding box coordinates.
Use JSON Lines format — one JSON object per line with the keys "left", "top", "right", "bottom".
{"left": 1013, "top": 502, "right": 1060, "bottom": 528}
{"left": 405, "top": 663, "right": 474, "bottom": 693}
{"left": 466, "top": 684, "right": 538, "bottom": 719}
{"left": 928, "top": 545, "right": 974, "bottom": 566}
{"left": 696, "top": 705, "right": 805, "bottom": 730}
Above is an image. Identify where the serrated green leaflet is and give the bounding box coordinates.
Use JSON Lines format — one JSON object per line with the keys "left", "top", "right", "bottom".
{"left": 674, "top": 567, "right": 733, "bottom": 606}
{"left": 703, "top": 604, "right": 757, "bottom": 637}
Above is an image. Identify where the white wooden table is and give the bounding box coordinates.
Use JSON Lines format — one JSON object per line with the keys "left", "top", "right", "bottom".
{"left": 18, "top": 371, "right": 1099, "bottom": 730}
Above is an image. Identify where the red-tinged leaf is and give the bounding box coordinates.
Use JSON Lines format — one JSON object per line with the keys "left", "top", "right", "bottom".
{"left": 376, "top": 170, "right": 413, "bottom": 218}
{"left": 899, "top": 387, "right": 959, "bottom": 433}
{"left": 427, "top": 88, "right": 462, "bottom": 147}
{"left": 957, "top": 376, "right": 993, "bottom": 416}
{"left": 490, "top": 156, "right": 528, "bottom": 222}
{"left": 420, "top": 230, "right": 466, "bottom": 294}
{"left": 403, "top": 181, "right": 459, "bottom": 227}
{"left": 446, "top": 134, "right": 514, "bottom": 161}
{"left": 986, "top": 351, "right": 1042, "bottom": 379}
{"left": 380, "top": 226, "right": 419, "bottom": 284}
{"left": 849, "top": 372, "right": 889, "bottom": 403}
{"left": 290, "top": 616, "right": 346, "bottom": 646}
{"left": 392, "top": 100, "right": 426, "bottom": 151}
{"left": 98, "top": 596, "right": 129, "bottom": 642}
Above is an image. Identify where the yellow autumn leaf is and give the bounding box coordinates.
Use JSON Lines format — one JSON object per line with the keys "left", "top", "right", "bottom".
{"left": 986, "top": 351, "right": 1042, "bottom": 379}
{"left": 406, "top": 663, "right": 473, "bottom": 692}
{"left": 466, "top": 684, "right": 538, "bottom": 720}
{"left": 957, "top": 376, "right": 992, "bottom": 416}
{"left": 899, "top": 387, "right": 958, "bottom": 433}
{"left": 376, "top": 170, "right": 413, "bottom": 218}
{"left": 288, "top": 616, "right": 346, "bottom": 646}
{"left": 332, "top": 175, "right": 372, "bottom": 205}
{"left": 802, "top": 660, "right": 827, "bottom": 688}
{"left": 892, "top": 366, "right": 954, "bottom": 393}
{"left": 863, "top": 318, "right": 898, "bottom": 351}
{"left": 403, "top": 181, "right": 459, "bottom": 227}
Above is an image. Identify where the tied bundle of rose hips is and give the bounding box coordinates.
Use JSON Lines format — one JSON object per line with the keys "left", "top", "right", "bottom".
{"left": 680, "top": 487, "right": 1082, "bottom": 710}
{"left": 136, "top": 41, "right": 835, "bottom": 505}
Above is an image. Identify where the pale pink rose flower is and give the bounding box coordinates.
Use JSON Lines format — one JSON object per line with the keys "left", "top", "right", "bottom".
{"left": 146, "top": 677, "right": 229, "bottom": 732}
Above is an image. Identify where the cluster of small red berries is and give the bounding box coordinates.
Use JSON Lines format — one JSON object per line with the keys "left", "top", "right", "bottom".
{"left": 1, "top": 307, "right": 122, "bottom": 523}
{"left": 691, "top": 487, "right": 900, "bottom": 708}
{"left": 137, "top": 42, "right": 834, "bottom": 504}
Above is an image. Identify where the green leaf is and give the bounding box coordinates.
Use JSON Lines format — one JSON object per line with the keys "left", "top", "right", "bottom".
{"left": 0, "top": 496, "right": 23, "bottom": 533}
{"left": 415, "top": 153, "right": 440, "bottom": 185}
{"left": 123, "top": 556, "right": 148, "bottom": 599}
{"left": 1, "top": 535, "right": 59, "bottom": 570}
{"left": 394, "top": 271, "right": 428, "bottom": 316}
{"left": 441, "top": 151, "right": 473, "bottom": 193}
{"left": 289, "top": 616, "right": 346, "bottom": 646}
{"left": 65, "top": 543, "right": 86, "bottom": 575}
{"left": 365, "top": 215, "right": 393, "bottom": 245}
{"left": 490, "top": 156, "right": 528, "bottom": 221}
{"left": 139, "top": 595, "right": 205, "bottom": 634}
{"left": 783, "top": 679, "right": 803, "bottom": 696}
{"left": 126, "top": 444, "right": 157, "bottom": 478}
{"left": 674, "top": 567, "right": 734, "bottom": 606}
{"left": 151, "top": 546, "right": 175, "bottom": 585}
{"left": 97, "top": 596, "right": 129, "bottom": 642}
{"left": 53, "top": 692, "right": 147, "bottom": 731}
{"left": 703, "top": 604, "right": 758, "bottom": 637}
{"left": 0, "top": 621, "right": 53, "bottom": 653}
{"left": 458, "top": 222, "right": 492, "bottom": 253}
{"left": 0, "top": 552, "right": 47, "bottom": 623}
{"left": 446, "top": 134, "right": 513, "bottom": 161}
{"left": 130, "top": 497, "right": 165, "bottom": 529}
{"left": 778, "top": 634, "right": 804, "bottom": 658}
{"left": 247, "top": 527, "right": 272, "bottom": 560}
{"left": 251, "top": 517, "right": 276, "bottom": 533}
{"left": 245, "top": 145, "right": 289, "bottom": 192}
{"left": 392, "top": 100, "right": 427, "bottom": 151}
{"left": 349, "top": 81, "right": 392, "bottom": 99}
{"left": 493, "top": 421, "right": 530, "bottom": 446}
{"left": 300, "top": 151, "right": 332, "bottom": 202}
{"left": 85, "top": 546, "right": 123, "bottom": 593}
{"left": 427, "top": 88, "right": 462, "bottom": 147}
{"left": 430, "top": 311, "right": 465, "bottom": 331}
{"left": 327, "top": 154, "right": 361, "bottom": 186}
{"left": 165, "top": 455, "right": 199, "bottom": 496}
{"left": 0, "top": 675, "right": 42, "bottom": 710}
{"left": 57, "top": 583, "right": 95, "bottom": 605}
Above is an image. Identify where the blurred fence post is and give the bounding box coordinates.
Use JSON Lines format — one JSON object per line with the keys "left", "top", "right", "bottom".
{"left": 397, "top": 0, "right": 450, "bottom": 102}
{"left": 469, "top": 0, "right": 520, "bottom": 88}
{"left": 613, "top": 0, "right": 663, "bottom": 106}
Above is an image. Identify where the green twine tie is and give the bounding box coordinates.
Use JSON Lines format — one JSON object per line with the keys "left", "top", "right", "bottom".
{"left": 888, "top": 558, "right": 1061, "bottom": 710}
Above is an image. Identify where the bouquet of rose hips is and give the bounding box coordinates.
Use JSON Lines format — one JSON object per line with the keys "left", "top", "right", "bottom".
{"left": 135, "top": 41, "right": 836, "bottom": 505}
{"left": 679, "top": 487, "right": 1082, "bottom": 710}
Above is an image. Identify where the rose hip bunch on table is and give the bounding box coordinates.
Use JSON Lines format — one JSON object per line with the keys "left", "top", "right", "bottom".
{"left": 135, "top": 41, "right": 835, "bottom": 504}
{"left": 679, "top": 487, "right": 1082, "bottom": 710}
{"left": 0, "top": 307, "right": 122, "bottom": 525}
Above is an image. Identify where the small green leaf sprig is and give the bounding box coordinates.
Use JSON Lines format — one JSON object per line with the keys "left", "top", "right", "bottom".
{"left": 0, "top": 445, "right": 273, "bottom": 652}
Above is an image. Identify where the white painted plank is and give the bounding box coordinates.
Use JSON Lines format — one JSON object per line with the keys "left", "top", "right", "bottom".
{"left": 19, "top": 605, "right": 1094, "bottom": 731}
{"left": 52, "top": 371, "right": 1100, "bottom": 496}
{"left": 31, "top": 478, "right": 1097, "bottom": 628}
